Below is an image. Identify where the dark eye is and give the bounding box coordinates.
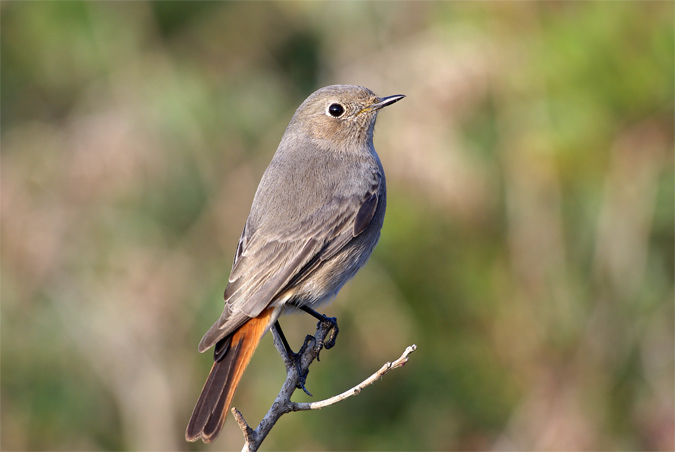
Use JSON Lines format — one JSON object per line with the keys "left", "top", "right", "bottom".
{"left": 328, "top": 103, "right": 345, "bottom": 117}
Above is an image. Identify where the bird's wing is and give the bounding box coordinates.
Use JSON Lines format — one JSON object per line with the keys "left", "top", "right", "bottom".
{"left": 197, "top": 181, "right": 382, "bottom": 353}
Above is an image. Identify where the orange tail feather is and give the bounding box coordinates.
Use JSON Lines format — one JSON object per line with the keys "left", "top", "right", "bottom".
{"left": 186, "top": 308, "right": 274, "bottom": 443}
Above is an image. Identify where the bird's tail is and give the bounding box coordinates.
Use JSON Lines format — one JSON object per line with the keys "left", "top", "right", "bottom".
{"left": 185, "top": 308, "right": 274, "bottom": 443}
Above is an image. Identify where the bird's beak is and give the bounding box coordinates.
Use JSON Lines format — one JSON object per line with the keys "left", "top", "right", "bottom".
{"left": 373, "top": 94, "right": 406, "bottom": 110}
{"left": 359, "top": 94, "right": 406, "bottom": 114}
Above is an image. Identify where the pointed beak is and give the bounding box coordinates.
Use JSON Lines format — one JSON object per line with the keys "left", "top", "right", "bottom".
{"left": 371, "top": 94, "right": 406, "bottom": 111}
{"left": 358, "top": 94, "right": 405, "bottom": 115}
{"left": 369, "top": 94, "right": 405, "bottom": 110}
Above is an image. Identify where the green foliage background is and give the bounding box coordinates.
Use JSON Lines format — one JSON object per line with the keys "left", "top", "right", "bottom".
{"left": 2, "top": 2, "right": 673, "bottom": 450}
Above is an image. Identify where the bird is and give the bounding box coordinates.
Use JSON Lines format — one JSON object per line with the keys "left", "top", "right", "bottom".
{"left": 185, "top": 84, "right": 404, "bottom": 443}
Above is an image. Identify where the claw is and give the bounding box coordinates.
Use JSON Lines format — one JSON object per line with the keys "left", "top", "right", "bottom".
{"left": 276, "top": 309, "right": 340, "bottom": 395}
{"left": 295, "top": 355, "right": 312, "bottom": 396}
{"left": 297, "top": 365, "right": 313, "bottom": 397}
{"left": 294, "top": 335, "right": 315, "bottom": 395}
{"left": 295, "top": 305, "right": 340, "bottom": 349}
{"left": 320, "top": 316, "right": 339, "bottom": 349}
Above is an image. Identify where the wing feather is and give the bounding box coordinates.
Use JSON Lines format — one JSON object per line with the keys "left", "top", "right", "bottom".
{"left": 198, "top": 171, "right": 382, "bottom": 353}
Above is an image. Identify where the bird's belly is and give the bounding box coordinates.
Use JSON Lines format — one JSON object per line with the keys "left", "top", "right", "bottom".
{"left": 287, "top": 230, "right": 381, "bottom": 309}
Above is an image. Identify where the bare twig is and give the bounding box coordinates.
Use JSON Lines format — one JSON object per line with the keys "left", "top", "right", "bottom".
{"left": 293, "top": 344, "right": 417, "bottom": 411}
{"left": 232, "top": 320, "right": 417, "bottom": 452}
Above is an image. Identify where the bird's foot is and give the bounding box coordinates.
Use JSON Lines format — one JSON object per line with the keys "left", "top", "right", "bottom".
{"left": 317, "top": 315, "right": 339, "bottom": 350}
{"left": 294, "top": 334, "right": 316, "bottom": 396}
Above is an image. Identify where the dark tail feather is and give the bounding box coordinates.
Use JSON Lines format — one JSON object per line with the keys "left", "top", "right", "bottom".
{"left": 185, "top": 309, "right": 273, "bottom": 443}
{"left": 185, "top": 338, "right": 239, "bottom": 442}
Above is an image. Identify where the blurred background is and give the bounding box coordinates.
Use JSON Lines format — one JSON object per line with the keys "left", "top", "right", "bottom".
{"left": 2, "top": 1, "right": 673, "bottom": 451}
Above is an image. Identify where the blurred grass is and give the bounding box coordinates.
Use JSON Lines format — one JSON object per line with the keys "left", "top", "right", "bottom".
{"left": 2, "top": 1, "right": 673, "bottom": 451}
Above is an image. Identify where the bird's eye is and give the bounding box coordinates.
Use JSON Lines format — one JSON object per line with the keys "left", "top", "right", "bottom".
{"left": 327, "top": 103, "right": 345, "bottom": 117}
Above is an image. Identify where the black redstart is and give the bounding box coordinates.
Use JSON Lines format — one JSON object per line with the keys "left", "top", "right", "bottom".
{"left": 186, "top": 85, "right": 404, "bottom": 443}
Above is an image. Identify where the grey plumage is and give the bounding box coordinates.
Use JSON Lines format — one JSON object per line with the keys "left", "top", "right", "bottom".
{"left": 187, "top": 85, "right": 404, "bottom": 443}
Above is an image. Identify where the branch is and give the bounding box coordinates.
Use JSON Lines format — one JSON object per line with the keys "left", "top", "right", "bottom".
{"left": 293, "top": 344, "right": 417, "bottom": 411}
{"left": 231, "top": 319, "right": 416, "bottom": 452}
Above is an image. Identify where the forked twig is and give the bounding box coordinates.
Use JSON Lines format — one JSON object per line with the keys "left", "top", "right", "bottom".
{"left": 292, "top": 344, "right": 417, "bottom": 411}
{"left": 232, "top": 320, "right": 416, "bottom": 452}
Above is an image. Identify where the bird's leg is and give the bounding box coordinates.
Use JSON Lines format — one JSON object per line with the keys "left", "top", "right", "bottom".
{"left": 296, "top": 305, "right": 339, "bottom": 351}
{"left": 295, "top": 334, "right": 316, "bottom": 396}
{"left": 272, "top": 321, "right": 294, "bottom": 365}
{"left": 272, "top": 320, "right": 312, "bottom": 396}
